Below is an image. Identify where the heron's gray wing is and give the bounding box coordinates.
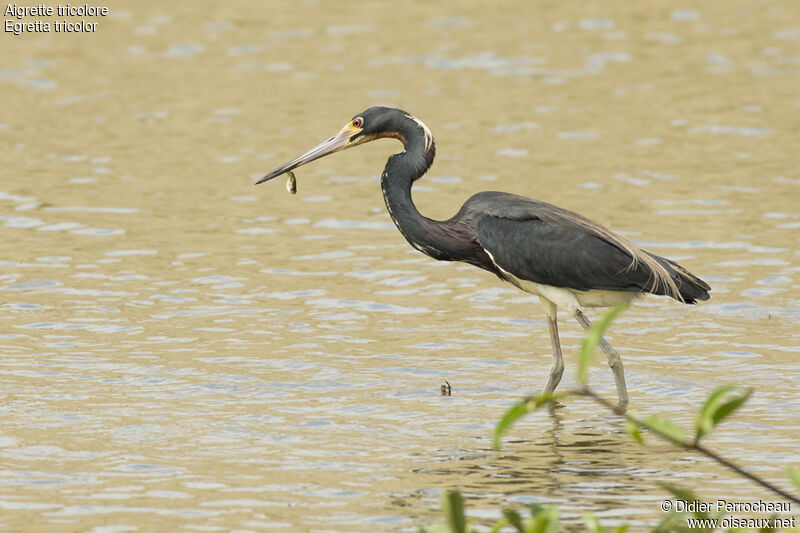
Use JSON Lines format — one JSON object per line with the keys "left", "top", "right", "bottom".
{"left": 470, "top": 193, "right": 655, "bottom": 293}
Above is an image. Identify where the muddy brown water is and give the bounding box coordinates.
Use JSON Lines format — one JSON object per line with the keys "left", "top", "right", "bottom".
{"left": 1, "top": 1, "right": 799, "bottom": 531}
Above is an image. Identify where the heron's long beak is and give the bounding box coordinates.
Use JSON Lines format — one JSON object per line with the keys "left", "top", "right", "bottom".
{"left": 255, "top": 122, "right": 363, "bottom": 184}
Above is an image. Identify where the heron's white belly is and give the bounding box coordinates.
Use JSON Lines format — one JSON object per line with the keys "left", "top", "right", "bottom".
{"left": 482, "top": 249, "right": 641, "bottom": 318}
{"left": 507, "top": 274, "right": 640, "bottom": 318}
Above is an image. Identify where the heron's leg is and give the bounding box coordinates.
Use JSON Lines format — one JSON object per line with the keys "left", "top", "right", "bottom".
{"left": 542, "top": 316, "right": 564, "bottom": 395}
{"left": 574, "top": 310, "right": 628, "bottom": 412}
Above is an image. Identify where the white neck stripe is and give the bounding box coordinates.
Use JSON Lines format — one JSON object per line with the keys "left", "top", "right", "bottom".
{"left": 404, "top": 113, "right": 433, "bottom": 152}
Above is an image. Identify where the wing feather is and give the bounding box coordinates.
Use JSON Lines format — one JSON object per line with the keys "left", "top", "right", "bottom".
{"left": 466, "top": 192, "right": 695, "bottom": 296}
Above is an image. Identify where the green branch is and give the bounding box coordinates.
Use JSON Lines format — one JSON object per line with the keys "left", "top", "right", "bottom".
{"left": 579, "top": 387, "right": 800, "bottom": 505}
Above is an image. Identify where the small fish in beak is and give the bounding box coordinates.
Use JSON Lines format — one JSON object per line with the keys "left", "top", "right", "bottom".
{"left": 286, "top": 170, "right": 297, "bottom": 195}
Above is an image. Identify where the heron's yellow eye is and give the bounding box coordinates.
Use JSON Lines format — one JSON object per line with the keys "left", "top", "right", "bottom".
{"left": 352, "top": 117, "right": 363, "bottom": 128}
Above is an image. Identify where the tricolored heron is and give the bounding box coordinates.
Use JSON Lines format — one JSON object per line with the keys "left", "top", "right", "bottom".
{"left": 256, "top": 106, "right": 710, "bottom": 412}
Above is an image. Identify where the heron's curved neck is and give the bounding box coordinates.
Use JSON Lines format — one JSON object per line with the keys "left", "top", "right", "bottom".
{"left": 380, "top": 131, "right": 450, "bottom": 258}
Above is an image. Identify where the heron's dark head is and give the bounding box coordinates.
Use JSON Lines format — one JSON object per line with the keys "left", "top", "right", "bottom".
{"left": 256, "top": 107, "right": 434, "bottom": 184}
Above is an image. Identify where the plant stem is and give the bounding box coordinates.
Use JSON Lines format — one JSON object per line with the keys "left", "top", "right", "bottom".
{"left": 692, "top": 441, "right": 800, "bottom": 504}
{"left": 578, "top": 387, "right": 800, "bottom": 505}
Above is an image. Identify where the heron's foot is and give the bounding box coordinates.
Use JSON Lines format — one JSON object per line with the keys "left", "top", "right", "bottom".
{"left": 608, "top": 359, "right": 628, "bottom": 413}
{"left": 573, "top": 311, "right": 629, "bottom": 414}
{"left": 542, "top": 361, "right": 564, "bottom": 396}
{"left": 543, "top": 316, "right": 564, "bottom": 396}
{"left": 614, "top": 396, "right": 628, "bottom": 415}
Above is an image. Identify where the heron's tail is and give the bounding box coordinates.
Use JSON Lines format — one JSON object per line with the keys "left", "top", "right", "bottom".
{"left": 647, "top": 253, "right": 711, "bottom": 304}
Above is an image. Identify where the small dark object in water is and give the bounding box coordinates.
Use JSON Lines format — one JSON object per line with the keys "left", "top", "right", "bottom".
{"left": 440, "top": 381, "right": 451, "bottom": 396}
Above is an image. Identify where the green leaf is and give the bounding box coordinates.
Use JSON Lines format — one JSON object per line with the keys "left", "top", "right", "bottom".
{"left": 659, "top": 482, "right": 697, "bottom": 504}
{"left": 713, "top": 392, "right": 750, "bottom": 425}
{"left": 492, "top": 393, "right": 566, "bottom": 450}
{"left": 584, "top": 513, "right": 607, "bottom": 533}
{"left": 695, "top": 385, "right": 734, "bottom": 441}
{"left": 625, "top": 417, "right": 644, "bottom": 445}
{"left": 443, "top": 490, "right": 467, "bottom": 533}
{"left": 788, "top": 466, "right": 800, "bottom": 491}
{"left": 503, "top": 508, "right": 525, "bottom": 532}
{"left": 614, "top": 526, "right": 629, "bottom": 533}
{"left": 493, "top": 401, "right": 530, "bottom": 451}
{"left": 529, "top": 503, "right": 545, "bottom": 517}
{"left": 759, "top": 516, "right": 778, "bottom": 533}
{"left": 640, "top": 414, "right": 686, "bottom": 445}
{"left": 525, "top": 505, "right": 558, "bottom": 533}
{"left": 658, "top": 484, "right": 714, "bottom": 522}
{"left": 488, "top": 518, "right": 509, "bottom": 533}
{"left": 578, "top": 304, "right": 627, "bottom": 384}
{"left": 654, "top": 511, "right": 682, "bottom": 533}
{"left": 695, "top": 385, "right": 749, "bottom": 441}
